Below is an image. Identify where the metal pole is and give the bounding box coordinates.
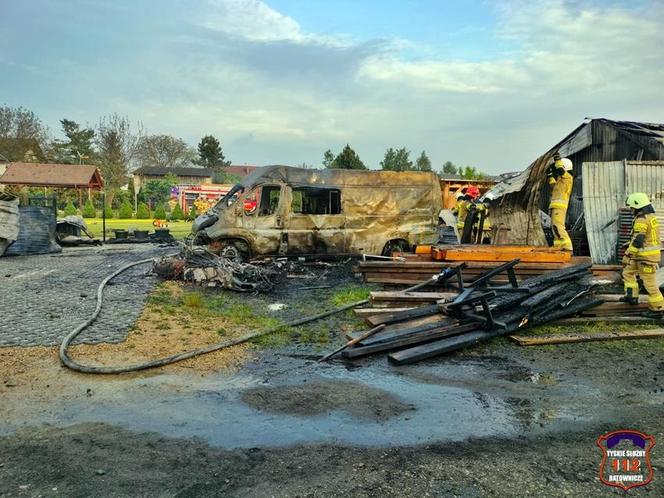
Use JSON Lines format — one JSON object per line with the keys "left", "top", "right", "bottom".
{"left": 102, "top": 191, "right": 106, "bottom": 243}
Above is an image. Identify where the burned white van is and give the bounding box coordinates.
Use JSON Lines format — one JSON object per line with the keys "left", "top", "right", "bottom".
{"left": 192, "top": 166, "right": 442, "bottom": 259}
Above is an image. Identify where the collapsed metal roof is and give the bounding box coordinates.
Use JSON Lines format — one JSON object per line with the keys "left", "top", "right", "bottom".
{"left": 487, "top": 119, "right": 664, "bottom": 252}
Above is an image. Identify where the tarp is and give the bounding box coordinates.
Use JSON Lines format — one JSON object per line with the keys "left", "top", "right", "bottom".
{"left": 0, "top": 198, "right": 20, "bottom": 256}
{"left": 3, "top": 206, "right": 61, "bottom": 256}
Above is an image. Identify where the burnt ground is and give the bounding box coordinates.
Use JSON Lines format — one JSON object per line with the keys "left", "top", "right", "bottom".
{"left": 1, "top": 247, "right": 664, "bottom": 497}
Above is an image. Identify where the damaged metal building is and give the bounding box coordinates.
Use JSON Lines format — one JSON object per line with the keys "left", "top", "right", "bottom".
{"left": 489, "top": 119, "right": 664, "bottom": 263}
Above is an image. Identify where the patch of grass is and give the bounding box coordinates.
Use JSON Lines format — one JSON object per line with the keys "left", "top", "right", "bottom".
{"left": 330, "top": 286, "right": 371, "bottom": 306}
{"left": 182, "top": 292, "right": 203, "bottom": 308}
{"left": 251, "top": 325, "right": 293, "bottom": 347}
{"left": 147, "top": 289, "right": 172, "bottom": 306}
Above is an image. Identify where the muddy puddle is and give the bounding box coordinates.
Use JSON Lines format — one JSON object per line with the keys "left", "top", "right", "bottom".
{"left": 0, "top": 350, "right": 636, "bottom": 449}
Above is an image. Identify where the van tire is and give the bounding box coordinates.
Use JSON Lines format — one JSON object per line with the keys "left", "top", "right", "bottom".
{"left": 218, "top": 240, "right": 250, "bottom": 262}
{"left": 382, "top": 239, "right": 410, "bottom": 257}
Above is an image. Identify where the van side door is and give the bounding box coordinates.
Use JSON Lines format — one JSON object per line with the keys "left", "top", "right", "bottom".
{"left": 286, "top": 185, "right": 347, "bottom": 254}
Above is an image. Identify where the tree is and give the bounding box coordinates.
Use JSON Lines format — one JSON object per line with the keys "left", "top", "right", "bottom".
{"left": 326, "top": 144, "right": 367, "bottom": 170}
{"left": 196, "top": 135, "right": 230, "bottom": 169}
{"left": 460, "top": 165, "right": 485, "bottom": 180}
{"left": 415, "top": 151, "right": 432, "bottom": 172}
{"left": 139, "top": 177, "right": 177, "bottom": 208}
{"left": 95, "top": 114, "right": 142, "bottom": 205}
{"left": 154, "top": 203, "right": 167, "bottom": 219}
{"left": 188, "top": 205, "right": 198, "bottom": 221}
{"left": 381, "top": 147, "right": 412, "bottom": 171}
{"left": 53, "top": 119, "right": 95, "bottom": 164}
{"left": 135, "top": 134, "right": 195, "bottom": 169}
{"left": 104, "top": 204, "right": 114, "bottom": 219}
{"left": 63, "top": 200, "right": 77, "bottom": 216}
{"left": 0, "top": 105, "right": 49, "bottom": 161}
{"left": 118, "top": 199, "right": 134, "bottom": 219}
{"left": 170, "top": 203, "right": 184, "bottom": 221}
{"left": 135, "top": 202, "right": 151, "bottom": 219}
{"left": 441, "top": 161, "right": 458, "bottom": 175}
{"left": 322, "top": 149, "right": 335, "bottom": 169}
{"left": 82, "top": 199, "right": 96, "bottom": 218}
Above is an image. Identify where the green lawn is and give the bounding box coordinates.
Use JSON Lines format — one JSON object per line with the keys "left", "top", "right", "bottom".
{"left": 84, "top": 218, "right": 193, "bottom": 240}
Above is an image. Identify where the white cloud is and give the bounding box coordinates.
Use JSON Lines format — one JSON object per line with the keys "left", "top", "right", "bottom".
{"left": 201, "top": 0, "right": 302, "bottom": 42}
{"left": 358, "top": 0, "right": 664, "bottom": 97}
{"left": 358, "top": 56, "right": 530, "bottom": 93}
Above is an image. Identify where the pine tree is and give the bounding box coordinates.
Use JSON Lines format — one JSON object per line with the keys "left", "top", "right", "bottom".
{"left": 63, "top": 200, "right": 77, "bottom": 216}
{"left": 415, "top": 151, "right": 432, "bottom": 171}
{"left": 118, "top": 199, "right": 133, "bottom": 219}
{"left": 196, "top": 135, "right": 230, "bottom": 169}
{"left": 82, "top": 199, "right": 97, "bottom": 218}
{"left": 136, "top": 202, "right": 151, "bottom": 219}
{"left": 154, "top": 203, "right": 167, "bottom": 220}
{"left": 328, "top": 144, "right": 367, "bottom": 170}
{"left": 171, "top": 203, "right": 184, "bottom": 221}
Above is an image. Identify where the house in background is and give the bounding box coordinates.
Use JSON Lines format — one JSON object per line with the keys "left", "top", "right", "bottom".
{"left": 132, "top": 165, "right": 261, "bottom": 212}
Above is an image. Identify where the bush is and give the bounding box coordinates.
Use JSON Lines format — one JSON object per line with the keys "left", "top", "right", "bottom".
{"left": 187, "top": 205, "right": 197, "bottom": 221}
{"left": 154, "top": 203, "right": 167, "bottom": 219}
{"left": 136, "top": 202, "right": 151, "bottom": 219}
{"left": 104, "top": 204, "right": 114, "bottom": 219}
{"left": 63, "top": 200, "right": 77, "bottom": 217}
{"left": 171, "top": 203, "right": 184, "bottom": 221}
{"left": 118, "top": 200, "right": 133, "bottom": 219}
{"left": 82, "top": 199, "right": 96, "bottom": 218}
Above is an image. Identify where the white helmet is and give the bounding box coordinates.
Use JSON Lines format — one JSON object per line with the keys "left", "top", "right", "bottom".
{"left": 560, "top": 158, "right": 573, "bottom": 171}
{"left": 455, "top": 192, "right": 465, "bottom": 200}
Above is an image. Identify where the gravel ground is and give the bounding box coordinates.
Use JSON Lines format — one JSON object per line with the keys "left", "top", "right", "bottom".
{"left": 0, "top": 244, "right": 173, "bottom": 346}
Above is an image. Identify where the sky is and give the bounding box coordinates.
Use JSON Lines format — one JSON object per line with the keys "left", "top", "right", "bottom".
{"left": 1, "top": 0, "right": 663, "bottom": 173}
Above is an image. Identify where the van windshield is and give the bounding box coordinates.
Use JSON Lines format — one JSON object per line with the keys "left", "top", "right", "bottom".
{"left": 212, "top": 184, "right": 244, "bottom": 211}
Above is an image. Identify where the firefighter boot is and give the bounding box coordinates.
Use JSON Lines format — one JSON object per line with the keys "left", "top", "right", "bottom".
{"left": 619, "top": 288, "right": 639, "bottom": 305}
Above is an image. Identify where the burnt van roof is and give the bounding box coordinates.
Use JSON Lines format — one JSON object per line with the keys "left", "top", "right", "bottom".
{"left": 240, "top": 165, "right": 439, "bottom": 188}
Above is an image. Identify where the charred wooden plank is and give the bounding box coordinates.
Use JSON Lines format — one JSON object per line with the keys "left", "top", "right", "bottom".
{"left": 343, "top": 323, "right": 478, "bottom": 359}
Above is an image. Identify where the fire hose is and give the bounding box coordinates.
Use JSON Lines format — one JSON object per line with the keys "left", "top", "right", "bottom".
{"left": 59, "top": 257, "right": 369, "bottom": 374}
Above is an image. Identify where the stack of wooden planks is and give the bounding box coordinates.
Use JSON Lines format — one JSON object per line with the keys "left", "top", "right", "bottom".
{"left": 357, "top": 259, "right": 621, "bottom": 286}
{"left": 339, "top": 261, "right": 603, "bottom": 365}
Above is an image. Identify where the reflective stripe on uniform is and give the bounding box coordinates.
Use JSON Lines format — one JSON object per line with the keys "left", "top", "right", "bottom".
{"left": 550, "top": 199, "right": 568, "bottom": 209}
{"left": 631, "top": 246, "right": 661, "bottom": 257}
{"left": 634, "top": 222, "right": 648, "bottom": 231}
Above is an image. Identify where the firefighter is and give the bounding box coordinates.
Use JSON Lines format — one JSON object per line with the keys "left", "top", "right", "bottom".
{"left": 452, "top": 190, "right": 471, "bottom": 234}
{"left": 546, "top": 153, "right": 574, "bottom": 251}
{"left": 621, "top": 192, "right": 664, "bottom": 313}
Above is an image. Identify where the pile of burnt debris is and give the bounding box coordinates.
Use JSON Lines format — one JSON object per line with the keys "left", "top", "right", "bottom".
{"left": 153, "top": 246, "right": 288, "bottom": 293}
{"left": 334, "top": 260, "right": 604, "bottom": 364}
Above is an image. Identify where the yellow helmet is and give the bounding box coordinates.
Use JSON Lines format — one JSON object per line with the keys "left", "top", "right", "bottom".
{"left": 625, "top": 192, "right": 651, "bottom": 209}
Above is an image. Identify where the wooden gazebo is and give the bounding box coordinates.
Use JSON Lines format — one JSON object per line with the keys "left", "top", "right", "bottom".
{"left": 0, "top": 162, "right": 104, "bottom": 205}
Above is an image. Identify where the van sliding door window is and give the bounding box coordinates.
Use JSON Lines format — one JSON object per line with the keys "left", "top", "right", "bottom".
{"left": 292, "top": 187, "right": 341, "bottom": 215}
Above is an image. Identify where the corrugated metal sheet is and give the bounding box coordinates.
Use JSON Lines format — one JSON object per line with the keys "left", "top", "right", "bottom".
{"left": 625, "top": 162, "right": 664, "bottom": 207}
{"left": 582, "top": 161, "right": 624, "bottom": 264}
{"left": 583, "top": 160, "right": 664, "bottom": 264}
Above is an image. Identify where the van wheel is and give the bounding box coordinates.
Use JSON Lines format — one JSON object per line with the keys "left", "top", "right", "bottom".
{"left": 382, "top": 239, "right": 410, "bottom": 257}
{"left": 219, "top": 240, "right": 250, "bottom": 263}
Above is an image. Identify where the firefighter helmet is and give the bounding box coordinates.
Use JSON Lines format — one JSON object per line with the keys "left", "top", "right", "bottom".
{"left": 625, "top": 192, "right": 651, "bottom": 209}
{"left": 466, "top": 185, "right": 480, "bottom": 199}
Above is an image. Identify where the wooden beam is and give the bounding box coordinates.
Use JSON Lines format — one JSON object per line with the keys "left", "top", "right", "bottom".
{"left": 509, "top": 329, "right": 664, "bottom": 346}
